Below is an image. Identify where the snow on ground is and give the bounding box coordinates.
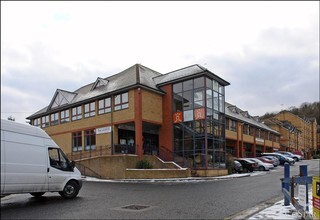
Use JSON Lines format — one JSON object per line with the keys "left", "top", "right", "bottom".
{"left": 249, "top": 190, "right": 314, "bottom": 220}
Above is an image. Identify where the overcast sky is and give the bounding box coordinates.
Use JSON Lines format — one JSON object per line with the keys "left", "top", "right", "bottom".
{"left": 1, "top": 1, "right": 319, "bottom": 123}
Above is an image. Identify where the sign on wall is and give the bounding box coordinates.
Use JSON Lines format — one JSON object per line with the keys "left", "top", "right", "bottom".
{"left": 173, "top": 112, "right": 183, "bottom": 124}
{"left": 96, "top": 126, "right": 112, "bottom": 134}
{"left": 194, "top": 108, "right": 205, "bottom": 120}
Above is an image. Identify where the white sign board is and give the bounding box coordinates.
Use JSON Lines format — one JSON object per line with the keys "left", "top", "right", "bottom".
{"left": 298, "top": 184, "right": 307, "bottom": 210}
{"left": 96, "top": 126, "right": 112, "bottom": 135}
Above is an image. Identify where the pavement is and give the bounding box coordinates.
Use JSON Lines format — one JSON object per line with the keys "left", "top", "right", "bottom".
{"left": 84, "top": 170, "right": 316, "bottom": 220}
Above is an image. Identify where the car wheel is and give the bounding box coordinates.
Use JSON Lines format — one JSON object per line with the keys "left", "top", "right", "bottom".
{"left": 259, "top": 166, "right": 265, "bottom": 171}
{"left": 243, "top": 168, "right": 248, "bottom": 173}
{"left": 59, "top": 181, "right": 79, "bottom": 199}
{"left": 30, "top": 192, "right": 45, "bottom": 197}
{"left": 294, "top": 157, "right": 298, "bottom": 162}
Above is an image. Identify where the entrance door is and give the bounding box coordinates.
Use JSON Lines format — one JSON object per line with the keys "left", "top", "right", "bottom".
{"left": 116, "top": 129, "right": 135, "bottom": 154}
{"left": 143, "top": 133, "right": 159, "bottom": 155}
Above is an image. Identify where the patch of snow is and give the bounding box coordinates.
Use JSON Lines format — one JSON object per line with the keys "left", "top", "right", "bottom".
{"left": 249, "top": 189, "right": 314, "bottom": 220}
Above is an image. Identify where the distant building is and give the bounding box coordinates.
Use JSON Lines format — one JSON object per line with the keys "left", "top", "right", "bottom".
{"left": 263, "top": 118, "right": 300, "bottom": 152}
{"left": 225, "top": 103, "right": 280, "bottom": 158}
{"left": 270, "top": 111, "right": 317, "bottom": 158}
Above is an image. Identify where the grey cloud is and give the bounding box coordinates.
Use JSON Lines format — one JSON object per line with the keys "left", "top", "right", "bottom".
{"left": 199, "top": 52, "right": 318, "bottom": 116}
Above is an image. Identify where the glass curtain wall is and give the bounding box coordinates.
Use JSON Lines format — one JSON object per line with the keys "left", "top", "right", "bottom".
{"left": 173, "top": 77, "right": 226, "bottom": 169}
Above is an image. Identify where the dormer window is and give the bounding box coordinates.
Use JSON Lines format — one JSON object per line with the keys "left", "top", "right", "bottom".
{"left": 91, "top": 77, "right": 108, "bottom": 91}
{"left": 50, "top": 89, "right": 76, "bottom": 110}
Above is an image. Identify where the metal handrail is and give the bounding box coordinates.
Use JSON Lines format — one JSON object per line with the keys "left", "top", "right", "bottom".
{"left": 66, "top": 145, "right": 112, "bottom": 161}
{"left": 75, "top": 162, "right": 102, "bottom": 179}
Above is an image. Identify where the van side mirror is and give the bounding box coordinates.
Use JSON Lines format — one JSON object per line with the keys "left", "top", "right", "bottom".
{"left": 70, "top": 161, "right": 75, "bottom": 169}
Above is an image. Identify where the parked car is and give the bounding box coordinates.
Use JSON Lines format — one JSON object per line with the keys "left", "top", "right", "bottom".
{"left": 235, "top": 158, "right": 257, "bottom": 172}
{"left": 233, "top": 160, "right": 243, "bottom": 173}
{"left": 256, "top": 157, "right": 278, "bottom": 167}
{"left": 261, "top": 155, "right": 280, "bottom": 166}
{"left": 247, "top": 158, "right": 273, "bottom": 171}
{"left": 292, "top": 150, "right": 305, "bottom": 160}
{"left": 278, "top": 151, "right": 302, "bottom": 162}
{"left": 261, "top": 153, "right": 295, "bottom": 165}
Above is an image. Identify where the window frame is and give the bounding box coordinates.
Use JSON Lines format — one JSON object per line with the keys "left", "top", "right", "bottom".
{"left": 98, "top": 97, "right": 111, "bottom": 115}
{"left": 50, "top": 112, "right": 59, "bottom": 126}
{"left": 41, "top": 115, "right": 50, "bottom": 128}
{"left": 33, "top": 118, "right": 41, "bottom": 127}
{"left": 84, "top": 101, "right": 96, "bottom": 118}
{"left": 114, "top": 92, "right": 129, "bottom": 111}
{"left": 60, "top": 109, "right": 70, "bottom": 124}
{"left": 84, "top": 129, "right": 96, "bottom": 151}
{"left": 72, "top": 131, "right": 82, "bottom": 152}
{"left": 72, "top": 106, "right": 82, "bottom": 121}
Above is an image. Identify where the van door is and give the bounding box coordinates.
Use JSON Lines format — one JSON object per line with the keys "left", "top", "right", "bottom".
{"left": 47, "top": 148, "right": 74, "bottom": 192}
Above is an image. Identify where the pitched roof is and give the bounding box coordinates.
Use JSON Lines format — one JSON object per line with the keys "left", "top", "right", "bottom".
{"left": 27, "top": 64, "right": 163, "bottom": 119}
{"left": 225, "top": 102, "right": 279, "bottom": 134}
{"left": 153, "top": 64, "right": 230, "bottom": 86}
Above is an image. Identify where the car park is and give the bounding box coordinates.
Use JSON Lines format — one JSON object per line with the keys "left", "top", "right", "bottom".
{"left": 247, "top": 158, "right": 273, "bottom": 171}
{"left": 256, "top": 157, "right": 278, "bottom": 167}
{"left": 277, "top": 151, "right": 302, "bottom": 162}
{"left": 235, "top": 158, "right": 257, "bottom": 172}
{"left": 261, "top": 152, "right": 295, "bottom": 165}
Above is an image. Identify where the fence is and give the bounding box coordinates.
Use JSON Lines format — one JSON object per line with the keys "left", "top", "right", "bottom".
{"left": 281, "top": 163, "right": 313, "bottom": 219}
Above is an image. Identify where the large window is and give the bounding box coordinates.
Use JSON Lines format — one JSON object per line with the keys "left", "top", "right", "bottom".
{"left": 84, "top": 129, "right": 96, "bottom": 151}
{"left": 72, "top": 106, "right": 82, "bottom": 121}
{"left": 84, "top": 102, "right": 96, "bottom": 118}
{"left": 114, "top": 92, "right": 128, "bottom": 111}
{"left": 72, "top": 131, "right": 82, "bottom": 152}
{"left": 172, "top": 77, "right": 226, "bottom": 169}
{"left": 98, "top": 97, "right": 111, "bottom": 114}
{"left": 41, "top": 115, "right": 49, "bottom": 128}
{"left": 60, "top": 109, "right": 70, "bottom": 124}
{"left": 50, "top": 112, "right": 59, "bottom": 126}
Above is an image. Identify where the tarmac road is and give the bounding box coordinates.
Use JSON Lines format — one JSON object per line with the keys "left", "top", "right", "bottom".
{"left": 1, "top": 160, "right": 319, "bottom": 219}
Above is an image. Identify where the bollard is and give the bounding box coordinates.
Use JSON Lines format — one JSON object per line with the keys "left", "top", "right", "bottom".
{"left": 284, "top": 163, "right": 290, "bottom": 206}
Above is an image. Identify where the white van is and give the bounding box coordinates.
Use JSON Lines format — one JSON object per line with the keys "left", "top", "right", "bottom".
{"left": 1, "top": 119, "right": 82, "bottom": 199}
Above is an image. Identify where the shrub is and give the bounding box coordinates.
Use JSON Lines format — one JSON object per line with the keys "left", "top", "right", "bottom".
{"left": 136, "top": 159, "right": 153, "bottom": 169}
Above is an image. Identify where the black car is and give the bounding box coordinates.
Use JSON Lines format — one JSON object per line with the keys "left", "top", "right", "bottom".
{"left": 235, "top": 158, "right": 257, "bottom": 172}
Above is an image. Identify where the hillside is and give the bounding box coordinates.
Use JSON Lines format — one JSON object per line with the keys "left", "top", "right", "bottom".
{"left": 260, "top": 101, "right": 320, "bottom": 124}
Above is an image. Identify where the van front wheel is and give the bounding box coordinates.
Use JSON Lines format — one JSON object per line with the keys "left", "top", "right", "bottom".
{"left": 30, "top": 192, "right": 45, "bottom": 197}
{"left": 59, "top": 181, "right": 79, "bottom": 199}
